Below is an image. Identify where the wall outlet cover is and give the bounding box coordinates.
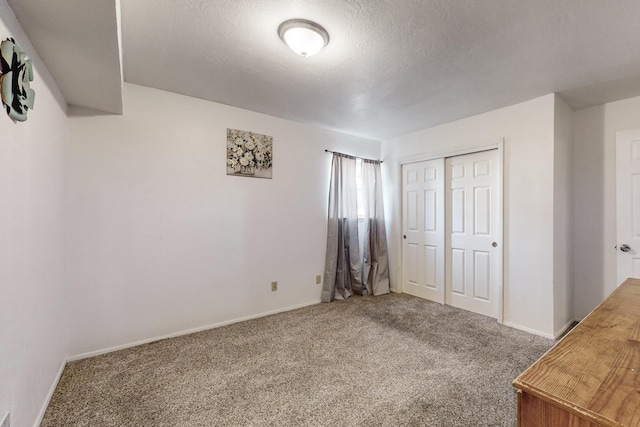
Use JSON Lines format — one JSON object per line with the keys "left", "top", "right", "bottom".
{"left": 271, "top": 281, "right": 278, "bottom": 291}
{"left": 316, "top": 275, "right": 322, "bottom": 284}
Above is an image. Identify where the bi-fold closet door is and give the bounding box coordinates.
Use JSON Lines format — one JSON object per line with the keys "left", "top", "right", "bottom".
{"left": 401, "top": 149, "right": 502, "bottom": 319}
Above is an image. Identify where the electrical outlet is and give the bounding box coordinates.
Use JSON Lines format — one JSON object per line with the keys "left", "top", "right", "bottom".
{"left": 1, "top": 412, "right": 10, "bottom": 427}
{"left": 316, "top": 275, "right": 322, "bottom": 284}
{"left": 271, "top": 281, "right": 278, "bottom": 291}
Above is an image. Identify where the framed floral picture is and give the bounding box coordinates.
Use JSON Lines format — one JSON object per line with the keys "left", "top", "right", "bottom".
{"left": 226, "top": 128, "right": 273, "bottom": 179}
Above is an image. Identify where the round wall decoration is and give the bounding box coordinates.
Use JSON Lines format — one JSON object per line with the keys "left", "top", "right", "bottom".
{"left": 0, "top": 37, "right": 35, "bottom": 122}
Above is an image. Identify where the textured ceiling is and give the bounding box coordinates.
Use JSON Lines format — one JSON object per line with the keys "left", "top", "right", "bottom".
{"left": 9, "top": 1, "right": 640, "bottom": 140}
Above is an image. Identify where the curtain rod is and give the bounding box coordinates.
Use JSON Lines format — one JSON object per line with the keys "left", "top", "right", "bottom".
{"left": 324, "top": 149, "right": 383, "bottom": 163}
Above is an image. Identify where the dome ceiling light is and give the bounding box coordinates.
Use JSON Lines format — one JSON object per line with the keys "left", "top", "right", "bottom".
{"left": 278, "top": 19, "right": 329, "bottom": 57}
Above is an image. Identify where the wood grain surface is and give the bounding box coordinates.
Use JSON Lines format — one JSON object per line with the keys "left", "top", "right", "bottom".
{"left": 517, "top": 391, "right": 601, "bottom": 427}
{"left": 513, "top": 278, "right": 640, "bottom": 426}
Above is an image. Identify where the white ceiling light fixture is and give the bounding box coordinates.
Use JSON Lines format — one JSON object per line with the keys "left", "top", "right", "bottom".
{"left": 278, "top": 19, "right": 329, "bottom": 57}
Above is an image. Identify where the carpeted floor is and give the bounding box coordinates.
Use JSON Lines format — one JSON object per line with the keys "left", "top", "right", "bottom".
{"left": 41, "top": 293, "right": 554, "bottom": 426}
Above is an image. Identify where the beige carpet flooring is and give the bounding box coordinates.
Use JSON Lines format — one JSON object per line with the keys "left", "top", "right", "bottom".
{"left": 41, "top": 293, "right": 554, "bottom": 426}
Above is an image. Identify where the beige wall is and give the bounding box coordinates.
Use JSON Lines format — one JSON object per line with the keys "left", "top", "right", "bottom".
{"left": 0, "top": 2, "right": 69, "bottom": 426}
{"left": 573, "top": 96, "right": 640, "bottom": 319}
{"left": 553, "top": 95, "right": 574, "bottom": 336}
{"left": 66, "top": 83, "right": 380, "bottom": 358}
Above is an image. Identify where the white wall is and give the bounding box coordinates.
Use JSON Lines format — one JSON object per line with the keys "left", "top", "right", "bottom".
{"left": 553, "top": 96, "right": 574, "bottom": 335}
{"left": 573, "top": 95, "right": 640, "bottom": 319}
{"left": 382, "top": 94, "right": 558, "bottom": 337}
{"left": 66, "top": 83, "right": 380, "bottom": 357}
{"left": 0, "top": 2, "right": 69, "bottom": 427}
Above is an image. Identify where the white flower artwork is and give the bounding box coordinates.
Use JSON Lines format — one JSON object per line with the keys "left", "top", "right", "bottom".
{"left": 226, "top": 128, "right": 273, "bottom": 178}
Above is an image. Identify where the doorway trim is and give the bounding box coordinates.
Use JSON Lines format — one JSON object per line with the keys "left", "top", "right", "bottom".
{"left": 397, "top": 139, "right": 505, "bottom": 323}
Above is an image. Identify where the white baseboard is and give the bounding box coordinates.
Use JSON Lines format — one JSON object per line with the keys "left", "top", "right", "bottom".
{"left": 68, "top": 300, "right": 321, "bottom": 361}
{"left": 553, "top": 319, "right": 577, "bottom": 339}
{"left": 503, "top": 322, "right": 555, "bottom": 339}
{"left": 33, "top": 359, "right": 66, "bottom": 427}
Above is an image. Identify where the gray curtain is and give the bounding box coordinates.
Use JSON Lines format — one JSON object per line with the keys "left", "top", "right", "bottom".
{"left": 322, "top": 154, "right": 363, "bottom": 302}
{"left": 362, "top": 160, "right": 390, "bottom": 296}
{"left": 322, "top": 154, "right": 390, "bottom": 302}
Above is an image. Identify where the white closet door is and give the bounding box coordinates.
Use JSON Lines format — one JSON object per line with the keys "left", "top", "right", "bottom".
{"left": 445, "top": 150, "right": 501, "bottom": 318}
{"left": 401, "top": 159, "right": 445, "bottom": 303}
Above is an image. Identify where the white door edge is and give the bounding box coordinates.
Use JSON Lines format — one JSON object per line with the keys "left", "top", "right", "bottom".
{"left": 615, "top": 129, "right": 640, "bottom": 286}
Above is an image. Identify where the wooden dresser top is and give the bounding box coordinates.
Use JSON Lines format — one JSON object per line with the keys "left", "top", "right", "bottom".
{"left": 513, "top": 278, "right": 640, "bottom": 427}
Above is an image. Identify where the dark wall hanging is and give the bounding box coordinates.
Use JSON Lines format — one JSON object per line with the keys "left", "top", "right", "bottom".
{"left": 0, "top": 37, "right": 35, "bottom": 122}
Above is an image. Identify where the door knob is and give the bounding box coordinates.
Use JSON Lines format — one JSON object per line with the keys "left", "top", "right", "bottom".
{"left": 403, "top": 235, "right": 407, "bottom": 239}
{"left": 492, "top": 242, "right": 498, "bottom": 247}
{"left": 620, "top": 244, "right": 631, "bottom": 252}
